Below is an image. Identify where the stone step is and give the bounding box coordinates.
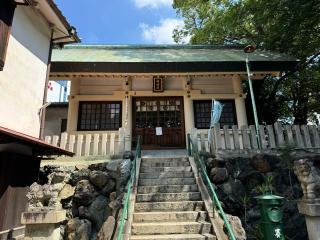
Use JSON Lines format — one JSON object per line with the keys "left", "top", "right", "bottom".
{"left": 135, "top": 201, "right": 204, "bottom": 212}
{"left": 131, "top": 233, "right": 216, "bottom": 240}
{"left": 136, "top": 192, "right": 201, "bottom": 202}
{"left": 137, "top": 184, "right": 198, "bottom": 194}
{"left": 139, "top": 171, "right": 193, "bottom": 179}
{"left": 139, "top": 178, "right": 195, "bottom": 186}
{"left": 140, "top": 166, "right": 192, "bottom": 173}
{"left": 133, "top": 211, "right": 208, "bottom": 222}
{"left": 142, "top": 157, "right": 189, "bottom": 162}
{"left": 131, "top": 221, "right": 212, "bottom": 235}
{"left": 141, "top": 161, "right": 190, "bottom": 168}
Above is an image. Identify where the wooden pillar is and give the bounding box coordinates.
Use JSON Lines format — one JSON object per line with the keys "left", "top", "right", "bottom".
{"left": 184, "top": 95, "right": 194, "bottom": 142}
{"left": 67, "top": 78, "right": 80, "bottom": 132}
{"left": 233, "top": 75, "right": 248, "bottom": 127}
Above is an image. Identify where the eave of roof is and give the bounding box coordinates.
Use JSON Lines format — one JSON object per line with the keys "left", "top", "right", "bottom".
{"left": 15, "top": 0, "right": 80, "bottom": 44}
{"left": 46, "top": 0, "right": 80, "bottom": 44}
{"left": 0, "top": 126, "right": 74, "bottom": 157}
{"left": 50, "top": 44, "right": 299, "bottom": 73}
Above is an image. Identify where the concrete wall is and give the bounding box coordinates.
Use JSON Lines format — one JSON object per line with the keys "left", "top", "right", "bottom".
{"left": 44, "top": 104, "right": 68, "bottom": 137}
{"left": 0, "top": 6, "right": 51, "bottom": 137}
{"left": 65, "top": 74, "right": 248, "bottom": 138}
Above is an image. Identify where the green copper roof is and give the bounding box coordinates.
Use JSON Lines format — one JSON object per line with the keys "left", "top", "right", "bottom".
{"left": 52, "top": 45, "right": 298, "bottom": 63}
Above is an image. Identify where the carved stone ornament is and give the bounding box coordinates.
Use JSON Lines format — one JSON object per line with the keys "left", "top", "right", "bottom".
{"left": 293, "top": 159, "right": 320, "bottom": 200}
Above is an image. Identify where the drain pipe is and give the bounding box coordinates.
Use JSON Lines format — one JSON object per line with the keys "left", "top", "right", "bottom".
{"left": 39, "top": 30, "right": 54, "bottom": 140}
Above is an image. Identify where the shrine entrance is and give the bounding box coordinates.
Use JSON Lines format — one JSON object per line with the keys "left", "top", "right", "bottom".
{"left": 132, "top": 96, "right": 186, "bottom": 149}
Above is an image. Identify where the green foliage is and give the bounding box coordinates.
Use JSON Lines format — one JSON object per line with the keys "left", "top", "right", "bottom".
{"left": 254, "top": 175, "right": 274, "bottom": 195}
{"left": 173, "top": 0, "right": 320, "bottom": 124}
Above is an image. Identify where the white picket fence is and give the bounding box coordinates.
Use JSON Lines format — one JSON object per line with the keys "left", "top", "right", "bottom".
{"left": 192, "top": 123, "right": 320, "bottom": 152}
{"left": 44, "top": 128, "right": 128, "bottom": 157}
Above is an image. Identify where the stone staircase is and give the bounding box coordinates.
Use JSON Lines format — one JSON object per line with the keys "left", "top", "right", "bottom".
{"left": 130, "top": 157, "right": 216, "bottom": 240}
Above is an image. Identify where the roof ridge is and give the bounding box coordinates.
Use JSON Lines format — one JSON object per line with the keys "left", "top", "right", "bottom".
{"left": 61, "top": 44, "right": 247, "bottom": 50}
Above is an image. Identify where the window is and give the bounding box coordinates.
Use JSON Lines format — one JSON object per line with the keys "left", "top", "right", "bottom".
{"left": 78, "top": 102, "right": 122, "bottom": 131}
{"left": 193, "top": 100, "right": 237, "bottom": 129}
{"left": 0, "top": 0, "right": 15, "bottom": 71}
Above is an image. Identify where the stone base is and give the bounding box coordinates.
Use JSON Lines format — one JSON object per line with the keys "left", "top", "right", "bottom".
{"left": 21, "top": 210, "right": 66, "bottom": 240}
{"left": 21, "top": 210, "right": 66, "bottom": 224}
{"left": 297, "top": 199, "right": 320, "bottom": 240}
{"left": 24, "top": 223, "right": 61, "bottom": 240}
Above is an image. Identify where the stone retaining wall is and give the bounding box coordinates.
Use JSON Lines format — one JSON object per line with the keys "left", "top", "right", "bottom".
{"left": 24, "top": 153, "right": 133, "bottom": 240}
{"left": 201, "top": 149, "right": 320, "bottom": 240}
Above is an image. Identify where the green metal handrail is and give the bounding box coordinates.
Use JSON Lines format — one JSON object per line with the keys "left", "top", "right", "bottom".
{"left": 117, "top": 136, "right": 141, "bottom": 240}
{"left": 187, "top": 134, "right": 236, "bottom": 240}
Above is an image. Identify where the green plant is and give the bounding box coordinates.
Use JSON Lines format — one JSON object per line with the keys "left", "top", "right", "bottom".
{"left": 254, "top": 175, "right": 274, "bottom": 195}
{"left": 240, "top": 194, "right": 249, "bottom": 227}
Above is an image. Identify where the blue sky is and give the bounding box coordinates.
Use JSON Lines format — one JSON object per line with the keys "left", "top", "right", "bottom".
{"left": 55, "top": 0, "right": 186, "bottom": 44}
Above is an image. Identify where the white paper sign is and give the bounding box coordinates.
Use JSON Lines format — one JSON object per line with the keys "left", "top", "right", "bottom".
{"left": 156, "top": 127, "right": 163, "bottom": 136}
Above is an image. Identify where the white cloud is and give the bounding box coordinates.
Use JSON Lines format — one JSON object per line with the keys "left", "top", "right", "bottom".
{"left": 140, "top": 18, "right": 190, "bottom": 44}
{"left": 133, "top": 0, "right": 172, "bottom": 8}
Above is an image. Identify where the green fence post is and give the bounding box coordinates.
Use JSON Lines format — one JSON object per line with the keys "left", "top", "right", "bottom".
{"left": 187, "top": 133, "right": 191, "bottom": 156}
{"left": 256, "top": 195, "right": 285, "bottom": 240}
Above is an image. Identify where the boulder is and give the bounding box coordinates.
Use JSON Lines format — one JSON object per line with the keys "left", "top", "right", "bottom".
{"left": 97, "top": 216, "right": 115, "bottom": 240}
{"left": 66, "top": 218, "right": 92, "bottom": 240}
{"left": 75, "top": 164, "right": 89, "bottom": 170}
{"left": 210, "top": 167, "right": 229, "bottom": 183}
{"left": 106, "top": 159, "right": 123, "bottom": 173}
{"left": 48, "top": 172, "right": 66, "bottom": 184}
{"left": 59, "top": 184, "right": 75, "bottom": 200}
{"left": 69, "top": 169, "right": 91, "bottom": 186}
{"left": 226, "top": 215, "right": 246, "bottom": 240}
{"left": 109, "top": 192, "right": 117, "bottom": 201}
{"left": 89, "top": 171, "right": 109, "bottom": 189}
{"left": 78, "top": 195, "right": 111, "bottom": 231}
{"left": 88, "top": 162, "right": 108, "bottom": 172}
{"left": 73, "top": 180, "right": 97, "bottom": 206}
{"left": 251, "top": 154, "right": 279, "bottom": 173}
{"left": 123, "top": 151, "right": 135, "bottom": 161}
{"left": 107, "top": 159, "right": 131, "bottom": 194}
{"left": 100, "top": 179, "right": 116, "bottom": 196}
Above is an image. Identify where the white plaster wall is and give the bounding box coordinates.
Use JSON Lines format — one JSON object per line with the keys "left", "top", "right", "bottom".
{"left": 0, "top": 7, "right": 51, "bottom": 137}
{"left": 44, "top": 106, "right": 68, "bottom": 137}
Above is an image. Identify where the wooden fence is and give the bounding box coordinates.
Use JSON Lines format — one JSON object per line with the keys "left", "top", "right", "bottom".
{"left": 44, "top": 128, "right": 128, "bottom": 157}
{"left": 192, "top": 123, "right": 320, "bottom": 152}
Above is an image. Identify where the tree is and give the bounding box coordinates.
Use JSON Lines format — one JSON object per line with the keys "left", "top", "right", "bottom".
{"left": 173, "top": 0, "right": 320, "bottom": 124}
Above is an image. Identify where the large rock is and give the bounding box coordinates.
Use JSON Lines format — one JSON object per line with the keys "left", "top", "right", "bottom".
{"left": 88, "top": 162, "right": 108, "bottom": 172}
{"left": 66, "top": 217, "right": 92, "bottom": 240}
{"left": 59, "top": 184, "right": 75, "bottom": 200}
{"left": 69, "top": 169, "right": 91, "bottom": 186}
{"left": 97, "top": 216, "right": 115, "bottom": 240}
{"left": 123, "top": 151, "right": 135, "bottom": 161}
{"left": 100, "top": 179, "right": 116, "bottom": 196}
{"left": 48, "top": 172, "right": 67, "bottom": 184}
{"left": 250, "top": 154, "right": 274, "bottom": 173}
{"left": 73, "top": 180, "right": 97, "bottom": 206}
{"left": 78, "top": 195, "right": 111, "bottom": 231}
{"left": 210, "top": 167, "right": 229, "bottom": 183}
{"left": 89, "top": 171, "right": 110, "bottom": 189}
{"left": 226, "top": 215, "right": 246, "bottom": 240}
{"left": 107, "top": 159, "right": 131, "bottom": 194}
{"left": 106, "top": 159, "right": 123, "bottom": 173}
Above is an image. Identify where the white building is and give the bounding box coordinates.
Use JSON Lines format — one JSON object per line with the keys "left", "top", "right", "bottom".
{"left": 0, "top": 0, "right": 77, "bottom": 235}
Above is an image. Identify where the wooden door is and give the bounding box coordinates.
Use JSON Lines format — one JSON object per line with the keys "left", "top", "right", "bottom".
{"left": 132, "top": 97, "right": 185, "bottom": 149}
